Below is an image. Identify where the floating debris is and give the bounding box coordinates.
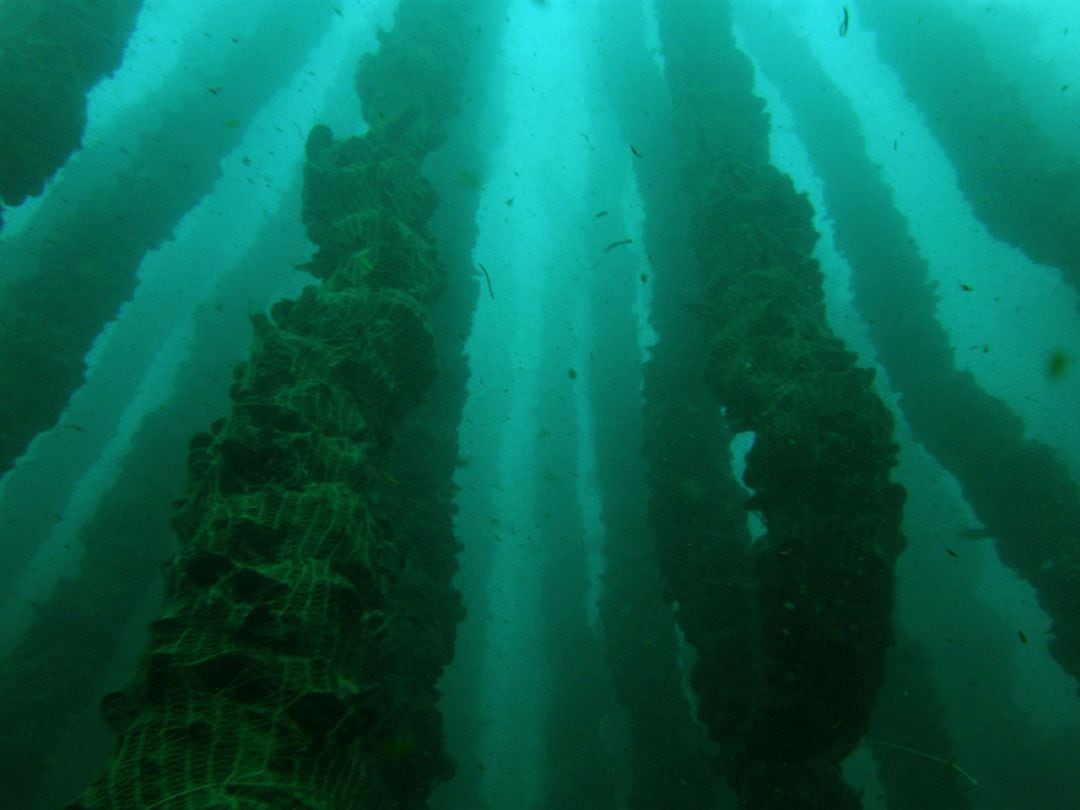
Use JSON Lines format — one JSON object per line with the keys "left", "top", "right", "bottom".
{"left": 604, "top": 238, "right": 633, "bottom": 253}
{"left": 1046, "top": 348, "right": 1072, "bottom": 380}
{"left": 455, "top": 167, "right": 484, "bottom": 190}
{"left": 478, "top": 263, "right": 495, "bottom": 299}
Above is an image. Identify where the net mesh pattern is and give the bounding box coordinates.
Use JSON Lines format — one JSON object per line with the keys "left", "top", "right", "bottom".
{"left": 74, "top": 280, "right": 436, "bottom": 808}
{"left": 72, "top": 2, "right": 477, "bottom": 805}
{"left": 654, "top": 3, "right": 906, "bottom": 807}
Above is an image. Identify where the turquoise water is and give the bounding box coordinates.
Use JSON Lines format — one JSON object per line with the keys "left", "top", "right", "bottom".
{"left": 1, "top": 1, "right": 1077, "bottom": 808}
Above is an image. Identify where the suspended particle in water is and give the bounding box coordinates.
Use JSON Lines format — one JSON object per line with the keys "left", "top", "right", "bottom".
{"left": 1045, "top": 348, "right": 1072, "bottom": 380}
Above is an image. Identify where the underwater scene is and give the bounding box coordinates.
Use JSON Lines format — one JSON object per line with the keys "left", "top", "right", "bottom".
{"left": 0, "top": 0, "right": 1078, "bottom": 807}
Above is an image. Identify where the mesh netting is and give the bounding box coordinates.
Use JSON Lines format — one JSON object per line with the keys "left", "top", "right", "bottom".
{"left": 653, "top": 2, "right": 906, "bottom": 807}
{"left": 72, "top": 277, "right": 436, "bottom": 808}
{"left": 71, "top": 2, "right": 483, "bottom": 805}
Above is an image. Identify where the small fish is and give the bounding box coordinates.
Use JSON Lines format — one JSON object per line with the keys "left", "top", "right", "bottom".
{"left": 960, "top": 283, "right": 974, "bottom": 292}
{"left": 630, "top": 144, "right": 642, "bottom": 158}
{"left": 945, "top": 548, "right": 959, "bottom": 558}
{"left": 208, "top": 85, "right": 223, "bottom": 96}
{"left": 595, "top": 210, "right": 608, "bottom": 218}
{"left": 604, "top": 238, "right": 633, "bottom": 253}
{"left": 567, "top": 368, "right": 578, "bottom": 380}
{"left": 1018, "top": 630, "right": 1029, "bottom": 644}
{"left": 839, "top": 6, "right": 850, "bottom": 37}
